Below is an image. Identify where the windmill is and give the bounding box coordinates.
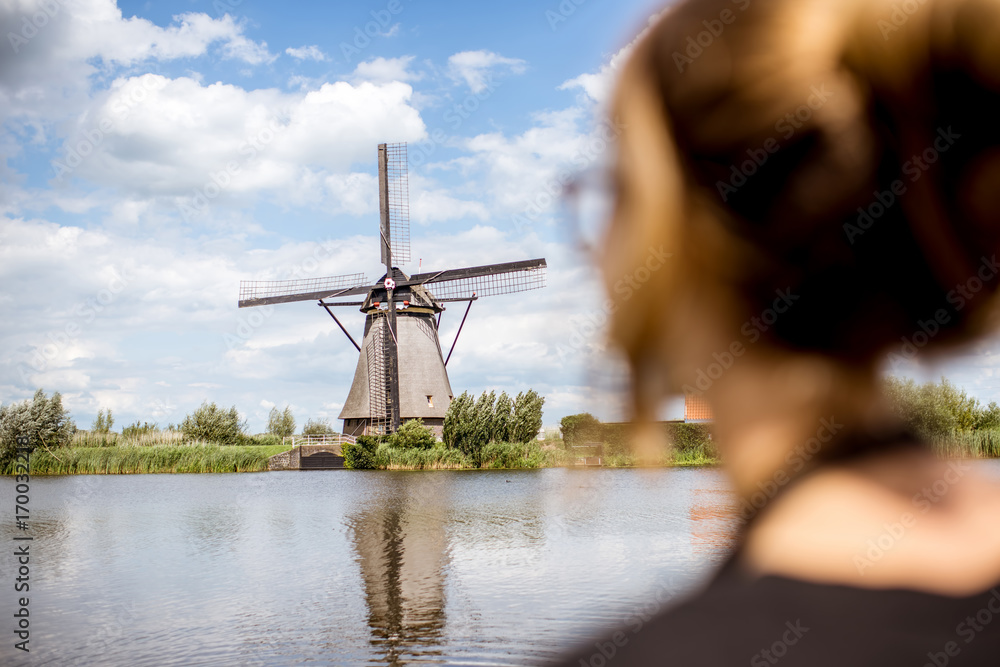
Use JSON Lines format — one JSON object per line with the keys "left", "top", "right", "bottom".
{"left": 238, "top": 143, "right": 547, "bottom": 436}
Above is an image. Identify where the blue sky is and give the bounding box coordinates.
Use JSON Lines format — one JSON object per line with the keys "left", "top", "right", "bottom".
{"left": 2, "top": 0, "right": 996, "bottom": 435}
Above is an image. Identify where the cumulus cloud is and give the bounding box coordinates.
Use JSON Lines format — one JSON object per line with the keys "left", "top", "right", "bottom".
{"left": 51, "top": 75, "right": 426, "bottom": 213}
{"left": 352, "top": 56, "right": 423, "bottom": 84}
{"left": 447, "top": 50, "right": 527, "bottom": 94}
{"left": 558, "top": 10, "right": 666, "bottom": 106}
{"left": 285, "top": 45, "right": 329, "bottom": 62}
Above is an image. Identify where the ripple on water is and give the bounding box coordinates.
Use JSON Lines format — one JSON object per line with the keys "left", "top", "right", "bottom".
{"left": 0, "top": 467, "right": 737, "bottom": 665}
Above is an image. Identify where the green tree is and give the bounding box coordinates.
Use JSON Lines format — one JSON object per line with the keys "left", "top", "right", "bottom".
{"left": 181, "top": 402, "right": 246, "bottom": 445}
{"left": 472, "top": 391, "right": 496, "bottom": 447}
{"left": 92, "top": 408, "right": 114, "bottom": 434}
{"left": 0, "top": 389, "right": 76, "bottom": 467}
{"left": 493, "top": 392, "right": 514, "bottom": 442}
{"left": 443, "top": 391, "right": 475, "bottom": 450}
{"left": 394, "top": 418, "right": 436, "bottom": 449}
{"left": 560, "top": 413, "right": 602, "bottom": 448}
{"left": 266, "top": 406, "right": 296, "bottom": 438}
{"left": 302, "top": 418, "right": 335, "bottom": 436}
{"left": 121, "top": 421, "right": 157, "bottom": 438}
{"left": 512, "top": 390, "right": 545, "bottom": 443}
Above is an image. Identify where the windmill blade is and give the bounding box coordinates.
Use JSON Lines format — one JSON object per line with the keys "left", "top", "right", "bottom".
{"left": 406, "top": 258, "right": 546, "bottom": 300}
{"left": 379, "top": 142, "right": 411, "bottom": 266}
{"left": 239, "top": 273, "right": 370, "bottom": 308}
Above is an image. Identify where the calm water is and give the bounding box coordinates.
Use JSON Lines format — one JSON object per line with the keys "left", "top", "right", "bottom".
{"left": 0, "top": 468, "right": 740, "bottom": 665}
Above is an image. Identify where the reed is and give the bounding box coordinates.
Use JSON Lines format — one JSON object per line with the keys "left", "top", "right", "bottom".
{"left": 928, "top": 430, "right": 1000, "bottom": 459}
{"left": 14, "top": 445, "right": 289, "bottom": 475}
{"left": 375, "top": 441, "right": 552, "bottom": 470}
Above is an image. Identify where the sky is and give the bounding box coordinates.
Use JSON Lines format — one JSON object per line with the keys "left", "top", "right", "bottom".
{"left": 3, "top": 0, "right": 998, "bottom": 435}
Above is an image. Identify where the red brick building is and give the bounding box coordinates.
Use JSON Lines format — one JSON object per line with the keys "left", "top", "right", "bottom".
{"left": 684, "top": 393, "right": 713, "bottom": 423}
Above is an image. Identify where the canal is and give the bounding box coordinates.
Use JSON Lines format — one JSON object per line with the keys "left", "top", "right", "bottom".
{"left": 0, "top": 467, "right": 739, "bottom": 665}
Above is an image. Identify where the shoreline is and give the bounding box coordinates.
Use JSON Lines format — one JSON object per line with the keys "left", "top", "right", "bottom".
{"left": 3, "top": 443, "right": 723, "bottom": 475}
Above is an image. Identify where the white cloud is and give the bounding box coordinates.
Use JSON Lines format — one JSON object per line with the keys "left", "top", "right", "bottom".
{"left": 352, "top": 56, "right": 423, "bottom": 84}
{"left": 558, "top": 10, "right": 666, "bottom": 107}
{"left": 0, "top": 0, "right": 274, "bottom": 126}
{"left": 285, "top": 45, "right": 329, "bottom": 62}
{"left": 52, "top": 75, "right": 426, "bottom": 212}
{"left": 447, "top": 50, "right": 527, "bottom": 94}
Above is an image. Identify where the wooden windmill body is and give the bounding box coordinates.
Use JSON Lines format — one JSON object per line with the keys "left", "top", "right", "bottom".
{"left": 238, "top": 143, "right": 546, "bottom": 437}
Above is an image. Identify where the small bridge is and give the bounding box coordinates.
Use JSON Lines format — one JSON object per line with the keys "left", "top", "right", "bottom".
{"left": 269, "top": 434, "right": 357, "bottom": 470}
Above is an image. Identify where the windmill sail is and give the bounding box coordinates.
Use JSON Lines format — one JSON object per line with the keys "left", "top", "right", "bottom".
{"left": 238, "top": 273, "right": 369, "bottom": 308}
{"left": 409, "top": 258, "right": 547, "bottom": 300}
{"left": 379, "top": 143, "right": 410, "bottom": 267}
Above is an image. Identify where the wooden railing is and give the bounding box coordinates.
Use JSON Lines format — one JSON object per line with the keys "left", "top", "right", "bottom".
{"left": 282, "top": 433, "right": 357, "bottom": 449}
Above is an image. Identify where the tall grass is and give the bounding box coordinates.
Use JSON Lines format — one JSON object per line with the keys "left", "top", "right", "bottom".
{"left": 375, "top": 441, "right": 553, "bottom": 470}
{"left": 12, "top": 445, "right": 289, "bottom": 475}
{"left": 929, "top": 430, "right": 1000, "bottom": 459}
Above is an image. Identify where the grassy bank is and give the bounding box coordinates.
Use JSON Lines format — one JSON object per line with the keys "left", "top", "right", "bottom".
{"left": 7, "top": 444, "right": 289, "bottom": 475}
{"left": 372, "top": 441, "right": 557, "bottom": 470}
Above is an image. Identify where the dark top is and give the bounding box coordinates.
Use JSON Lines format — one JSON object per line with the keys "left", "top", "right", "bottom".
{"left": 555, "top": 552, "right": 1000, "bottom": 666}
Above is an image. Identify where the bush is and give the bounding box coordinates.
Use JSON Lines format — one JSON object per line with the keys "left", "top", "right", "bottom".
{"left": 343, "top": 435, "right": 381, "bottom": 469}
{"left": 560, "top": 413, "right": 602, "bottom": 448}
{"left": 394, "top": 418, "right": 435, "bottom": 449}
{"left": 0, "top": 389, "right": 76, "bottom": 468}
{"left": 181, "top": 402, "right": 246, "bottom": 446}
{"left": 302, "top": 418, "right": 336, "bottom": 436}
{"left": 266, "top": 406, "right": 295, "bottom": 438}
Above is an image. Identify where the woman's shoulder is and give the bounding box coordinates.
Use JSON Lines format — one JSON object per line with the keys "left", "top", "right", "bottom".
{"left": 555, "top": 555, "right": 1000, "bottom": 667}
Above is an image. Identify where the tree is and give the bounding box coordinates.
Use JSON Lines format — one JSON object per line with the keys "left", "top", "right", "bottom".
{"left": 512, "top": 390, "right": 545, "bottom": 443}
{"left": 394, "top": 419, "right": 436, "bottom": 449}
{"left": 181, "top": 402, "right": 246, "bottom": 445}
{"left": 266, "top": 406, "right": 296, "bottom": 438}
{"left": 560, "top": 413, "right": 602, "bottom": 448}
{"left": 493, "top": 392, "right": 514, "bottom": 442}
{"left": 92, "top": 408, "right": 114, "bottom": 433}
{"left": 472, "top": 391, "right": 496, "bottom": 447}
{"left": 302, "top": 418, "right": 336, "bottom": 436}
{"left": 0, "top": 389, "right": 76, "bottom": 467}
{"left": 443, "top": 391, "right": 475, "bottom": 450}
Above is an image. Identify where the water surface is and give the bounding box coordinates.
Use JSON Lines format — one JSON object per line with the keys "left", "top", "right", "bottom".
{"left": 0, "top": 467, "right": 740, "bottom": 665}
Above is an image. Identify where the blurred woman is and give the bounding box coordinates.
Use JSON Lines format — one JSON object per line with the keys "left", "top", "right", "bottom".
{"left": 559, "top": 0, "right": 1000, "bottom": 663}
